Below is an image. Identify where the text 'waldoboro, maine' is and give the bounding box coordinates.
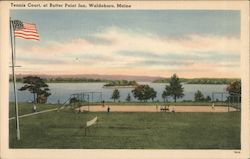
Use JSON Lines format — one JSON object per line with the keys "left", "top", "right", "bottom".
{"left": 11, "top": 2, "right": 132, "bottom": 8}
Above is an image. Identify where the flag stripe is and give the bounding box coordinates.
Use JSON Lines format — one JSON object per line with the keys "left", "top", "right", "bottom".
{"left": 14, "top": 21, "right": 40, "bottom": 41}
{"left": 14, "top": 32, "right": 39, "bottom": 38}
{"left": 15, "top": 35, "right": 39, "bottom": 39}
{"left": 23, "top": 23, "right": 36, "bottom": 28}
{"left": 22, "top": 27, "right": 36, "bottom": 30}
{"left": 16, "top": 29, "right": 37, "bottom": 32}
{"left": 15, "top": 33, "right": 39, "bottom": 37}
{"left": 15, "top": 30, "right": 38, "bottom": 35}
{"left": 15, "top": 35, "right": 39, "bottom": 40}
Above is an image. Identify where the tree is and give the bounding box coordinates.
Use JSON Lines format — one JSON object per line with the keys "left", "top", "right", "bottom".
{"left": 194, "top": 90, "right": 205, "bottom": 102}
{"left": 132, "top": 85, "right": 145, "bottom": 101}
{"left": 132, "top": 85, "right": 156, "bottom": 102}
{"left": 149, "top": 87, "right": 157, "bottom": 101}
{"left": 162, "top": 90, "right": 171, "bottom": 102}
{"left": 226, "top": 80, "right": 241, "bottom": 104}
{"left": 111, "top": 89, "right": 120, "bottom": 102}
{"left": 164, "top": 74, "right": 184, "bottom": 102}
{"left": 126, "top": 93, "right": 131, "bottom": 102}
{"left": 205, "top": 95, "right": 211, "bottom": 102}
{"left": 226, "top": 81, "right": 241, "bottom": 95}
{"left": 19, "top": 76, "right": 51, "bottom": 104}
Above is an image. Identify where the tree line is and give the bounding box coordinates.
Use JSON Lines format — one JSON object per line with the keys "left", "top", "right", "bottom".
{"left": 11, "top": 77, "right": 138, "bottom": 87}
{"left": 11, "top": 77, "right": 109, "bottom": 83}
{"left": 11, "top": 76, "right": 240, "bottom": 85}
{"left": 17, "top": 74, "right": 241, "bottom": 104}
{"left": 104, "top": 80, "right": 138, "bottom": 87}
{"left": 154, "top": 77, "right": 240, "bottom": 85}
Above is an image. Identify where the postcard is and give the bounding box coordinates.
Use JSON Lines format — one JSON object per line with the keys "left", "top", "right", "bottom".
{"left": 0, "top": 1, "right": 249, "bottom": 159}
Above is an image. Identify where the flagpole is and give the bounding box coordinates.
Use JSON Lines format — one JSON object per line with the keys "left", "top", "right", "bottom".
{"left": 10, "top": 18, "right": 21, "bottom": 140}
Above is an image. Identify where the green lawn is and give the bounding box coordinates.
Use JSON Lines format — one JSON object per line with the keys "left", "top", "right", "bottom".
{"left": 9, "top": 104, "right": 240, "bottom": 149}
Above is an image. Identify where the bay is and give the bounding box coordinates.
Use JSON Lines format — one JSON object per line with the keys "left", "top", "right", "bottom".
{"left": 9, "top": 82, "right": 229, "bottom": 104}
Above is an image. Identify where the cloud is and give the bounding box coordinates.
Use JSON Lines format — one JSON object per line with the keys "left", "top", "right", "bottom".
{"left": 18, "top": 56, "right": 67, "bottom": 65}
{"left": 84, "top": 36, "right": 114, "bottom": 45}
{"left": 92, "top": 26, "right": 240, "bottom": 55}
{"left": 117, "top": 51, "right": 157, "bottom": 58}
{"left": 15, "top": 26, "right": 241, "bottom": 77}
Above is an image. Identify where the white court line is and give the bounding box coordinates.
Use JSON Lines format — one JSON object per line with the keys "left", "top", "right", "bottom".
{"left": 9, "top": 108, "right": 58, "bottom": 120}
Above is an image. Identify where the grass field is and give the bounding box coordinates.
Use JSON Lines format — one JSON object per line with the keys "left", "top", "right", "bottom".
{"left": 9, "top": 103, "right": 58, "bottom": 117}
{"left": 9, "top": 103, "right": 240, "bottom": 149}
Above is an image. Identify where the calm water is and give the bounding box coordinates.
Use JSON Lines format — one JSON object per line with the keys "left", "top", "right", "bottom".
{"left": 9, "top": 82, "right": 229, "bottom": 104}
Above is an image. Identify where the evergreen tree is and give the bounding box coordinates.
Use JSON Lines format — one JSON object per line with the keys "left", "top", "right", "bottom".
{"left": 194, "top": 90, "right": 205, "bottom": 102}
{"left": 126, "top": 93, "right": 131, "bottom": 102}
{"left": 164, "top": 74, "right": 184, "bottom": 102}
{"left": 205, "top": 95, "right": 211, "bottom": 102}
{"left": 111, "top": 89, "right": 120, "bottom": 102}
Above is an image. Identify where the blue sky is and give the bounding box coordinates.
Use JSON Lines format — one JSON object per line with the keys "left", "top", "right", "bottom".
{"left": 11, "top": 10, "right": 241, "bottom": 78}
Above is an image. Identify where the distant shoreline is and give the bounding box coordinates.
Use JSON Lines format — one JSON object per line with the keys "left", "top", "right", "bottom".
{"left": 11, "top": 81, "right": 236, "bottom": 85}
{"left": 153, "top": 78, "right": 240, "bottom": 85}
{"left": 102, "top": 85, "right": 137, "bottom": 89}
{"left": 10, "top": 77, "right": 240, "bottom": 85}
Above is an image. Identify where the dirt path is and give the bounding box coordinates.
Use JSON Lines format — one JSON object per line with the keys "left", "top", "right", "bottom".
{"left": 9, "top": 108, "right": 58, "bottom": 120}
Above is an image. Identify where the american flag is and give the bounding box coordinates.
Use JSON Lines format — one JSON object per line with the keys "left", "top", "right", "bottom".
{"left": 12, "top": 20, "right": 39, "bottom": 41}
